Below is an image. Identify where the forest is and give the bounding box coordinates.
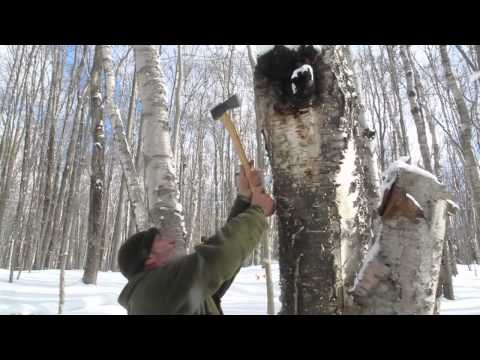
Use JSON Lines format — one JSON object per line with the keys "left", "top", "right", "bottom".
{"left": 0, "top": 45, "right": 479, "bottom": 315}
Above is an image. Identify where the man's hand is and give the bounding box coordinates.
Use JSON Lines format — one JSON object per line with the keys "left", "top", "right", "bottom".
{"left": 235, "top": 160, "right": 264, "bottom": 201}
{"left": 251, "top": 186, "right": 275, "bottom": 217}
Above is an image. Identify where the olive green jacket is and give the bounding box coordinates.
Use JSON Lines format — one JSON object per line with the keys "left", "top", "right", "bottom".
{"left": 118, "top": 198, "right": 267, "bottom": 315}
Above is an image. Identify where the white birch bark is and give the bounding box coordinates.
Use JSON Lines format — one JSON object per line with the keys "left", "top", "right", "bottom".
{"left": 172, "top": 45, "right": 183, "bottom": 163}
{"left": 101, "top": 45, "right": 148, "bottom": 232}
{"left": 439, "top": 45, "right": 480, "bottom": 241}
{"left": 399, "top": 45, "right": 432, "bottom": 172}
{"left": 247, "top": 45, "right": 275, "bottom": 315}
{"left": 350, "top": 161, "right": 451, "bottom": 314}
{"left": 254, "top": 45, "right": 370, "bottom": 314}
{"left": 134, "top": 45, "right": 186, "bottom": 256}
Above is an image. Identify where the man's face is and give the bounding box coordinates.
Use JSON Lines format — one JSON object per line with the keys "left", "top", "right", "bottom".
{"left": 144, "top": 234, "right": 176, "bottom": 270}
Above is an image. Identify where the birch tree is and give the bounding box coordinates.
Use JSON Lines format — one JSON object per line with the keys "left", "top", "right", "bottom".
{"left": 254, "top": 45, "right": 371, "bottom": 314}
{"left": 399, "top": 45, "right": 432, "bottom": 172}
{"left": 134, "top": 45, "right": 186, "bottom": 256}
{"left": 439, "top": 45, "right": 480, "bottom": 244}
{"left": 83, "top": 46, "right": 105, "bottom": 285}
{"left": 350, "top": 160, "right": 452, "bottom": 314}
{"left": 247, "top": 45, "right": 275, "bottom": 315}
{"left": 101, "top": 45, "right": 148, "bottom": 232}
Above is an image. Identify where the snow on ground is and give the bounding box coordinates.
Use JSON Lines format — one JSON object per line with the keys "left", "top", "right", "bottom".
{"left": 439, "top": 265, "right": 480, "bottom": 315}
{"left": 0, "top": 263, "right": 478, "bottom": 315}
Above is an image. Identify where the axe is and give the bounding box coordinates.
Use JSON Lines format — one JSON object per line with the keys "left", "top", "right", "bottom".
{"left": 210, "top": 94, "right": 255, "bottom": 190}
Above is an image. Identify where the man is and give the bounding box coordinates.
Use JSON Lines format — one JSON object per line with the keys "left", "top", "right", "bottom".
{"left": 117, "top": 163, "right": 274, "bottom": 314}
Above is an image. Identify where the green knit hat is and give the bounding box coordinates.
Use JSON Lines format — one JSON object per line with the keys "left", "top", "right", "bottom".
{"left": 118, "top": 227, "right": 160, "bottom": 279}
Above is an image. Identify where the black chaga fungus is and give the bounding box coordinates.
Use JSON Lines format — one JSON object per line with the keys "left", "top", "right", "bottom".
{"left": 256, "top": 45, "right": 322, "bottom": 112}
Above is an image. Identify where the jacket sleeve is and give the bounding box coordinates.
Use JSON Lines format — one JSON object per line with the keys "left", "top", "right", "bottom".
{"left": 189, "top": 205, "right": 268, "bottom": 298}
{"left": 227, "top": 195, "right": 251, "bottom": 220}
{"left": 195, "top": 195, "right": 251, "bottom": 312}
{"left": 210, "top": 196, "right": 251, "bottom": 306}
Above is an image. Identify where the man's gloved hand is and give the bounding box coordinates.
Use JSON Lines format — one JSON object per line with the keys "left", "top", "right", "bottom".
{"left": 235, "top": 160, "right": 264, "bottom": 202}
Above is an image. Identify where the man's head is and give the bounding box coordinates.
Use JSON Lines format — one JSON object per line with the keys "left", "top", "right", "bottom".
{"left": 117, "top": 227, "right": 176, "bottom": 279}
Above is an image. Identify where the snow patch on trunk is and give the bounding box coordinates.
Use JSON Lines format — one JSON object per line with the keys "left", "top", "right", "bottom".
{"left": 336, "top": 136, "right": 360, "bottom": 278}
{"left": 379, "top": 157, "right": 441, "bottom": 202}
{"left": 336, "top": 136, "right": 359, "bottom": 231}
{"left": 406, "top": 193, "right": 423, "bottom": 211}
{"left": 446, "top": 199, "right": 459, "bottom": 210}
{"left": 350, "top": 239, "right": 380, "bottom": 291}
{"left": 291, "top": 64, "right": 314, "bottom": 94}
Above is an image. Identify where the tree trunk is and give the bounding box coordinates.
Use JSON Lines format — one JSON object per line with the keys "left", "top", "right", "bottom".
{"left": 350, "top": 160, "right": 451, "bottom": 314}
{"left": 254, "top": 45, "right": 370, "bottom": 314}
{"left": 134, "top": 45, "right": 186, "bottom": 255}
{"left": 440, "top": 45, "right": 480, "bottom": 245}
{"left": 36, "top": 47, "right": 62, "bottom": 269}
{"left": 101, "top": 45, "right": 148, "bottom": 235}
{"left": 248, "top": 45, "right": 276, "bottom": 314}
{"left": 172, "top": 45, "right": 183, "bottom": 163}
{"left": 385, "top": 46, "right": 410, "bottom": 158}
{"left": 115, "top": 71, "right": 137, "bottom": 256}
{"left": 82, "top": 45, "right": 105, "bottom": 285}
{"left": 409, "top": 49, "right": 454, "bottom": 309}
{"left": 399, "top": 45, "right": 432, "bottom": 172}
{"left": 344, "top": 46, "right": 380, "bottom": 216}
{"left": 7, "top": 46, "right": 36, "bottom": 282}
{"left": 59, "top": 91, "right": 86, "bottom": 312}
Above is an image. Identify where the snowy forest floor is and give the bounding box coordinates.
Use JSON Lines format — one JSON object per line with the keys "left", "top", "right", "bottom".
{"left": 0, "top": 263, "right": 479, "bottom": 315}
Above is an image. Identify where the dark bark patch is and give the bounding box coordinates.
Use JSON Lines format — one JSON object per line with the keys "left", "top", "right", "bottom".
{"left": 256, "top": 45, "right": 323, "bottom": 112}
{"left": 362, "top": 128, "right": 376, "bottom": 139}
{"left": 378, "top": 184, "right": 425, "bottom": 222}
{"left": 349, "top": 181, "right": 357, "bottom": 194}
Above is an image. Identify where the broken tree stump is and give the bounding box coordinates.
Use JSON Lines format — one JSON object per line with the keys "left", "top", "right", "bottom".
{"left": 349, "top": 160, "right": 452, "bottom": 315}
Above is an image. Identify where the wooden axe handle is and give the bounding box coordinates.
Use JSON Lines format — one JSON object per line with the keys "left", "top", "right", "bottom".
{"left": 221, "top": 113, "right": 255, "bottom": 190}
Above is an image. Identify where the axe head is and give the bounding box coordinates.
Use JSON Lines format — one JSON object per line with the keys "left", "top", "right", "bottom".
{"left": 210, "top": 94, "right": 241, "bottom": 120}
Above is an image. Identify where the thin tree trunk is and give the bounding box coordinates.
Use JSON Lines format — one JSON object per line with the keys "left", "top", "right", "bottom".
{"left": 102, "top": 45, "right": 148, "bottom": 233}
{"left": 36, "top": 47, "right": 62, "bottom": 269}
{"left": 83, "top": 46, "right": 105, "bottom": 285}
{"left": 110, "top": 71, "right": 137, "bottom": 270}
{"left": 172, "top": 45, "right": 183, "bottom": 163}
{"left": 386, "top": 45, "right": 410, "bottom": 158}
{"left": 399, "top": 45, "right": 432, "bottom": 172}
{"left": 134, "top": 45, "right": 186, "bottom": 255}
{"left": 7, "top": 46, "right": 37, "bottom": 281}
{"left": 440, "top": 45, "right": 480, "bottom": 245}
{"left": 247, "top": 45, "right": 275, "bottom": 314}
{"left": 59, "top": 91, "right": 86, "bottom": 313}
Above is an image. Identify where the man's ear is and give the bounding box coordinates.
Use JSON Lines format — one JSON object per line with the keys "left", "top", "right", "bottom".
{"left": 144, "top": 255, "right": 155, "bottom": 268}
